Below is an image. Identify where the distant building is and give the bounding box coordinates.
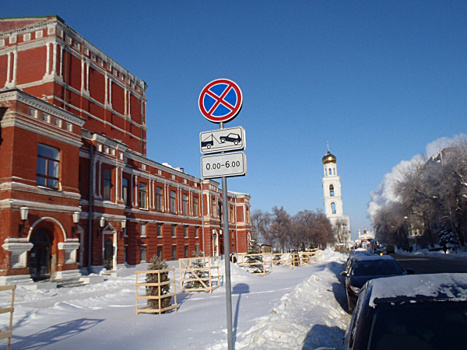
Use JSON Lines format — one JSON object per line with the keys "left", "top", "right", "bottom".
{"left": 0, "top": 16, "right": 251, "bottom": 285}
{"left": 321, "top": 148, "right": 351, "bottom": 247}
{"left": 355, "top": 229, "right": 375, "bottom": 249}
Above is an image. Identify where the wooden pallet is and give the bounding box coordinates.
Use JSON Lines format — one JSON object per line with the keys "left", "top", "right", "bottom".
{"left": 179, "top": 257, "right": 220, "bottom": 293}
{"left": 233, "top": 253, "right": 273, "bottom": 275}
{"left": 135, "top": 269, "right": 177, "bottom": 314}
{"left": 0, "top": 285, "right": 16, "bottom": 350}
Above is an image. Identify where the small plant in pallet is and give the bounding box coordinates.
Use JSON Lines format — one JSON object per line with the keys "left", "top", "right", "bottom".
{"left": 246, "top": 245, "right": 264, "bottom": 274}
{"left": 146, "top": 256, "right": 171, "bottom": 310}
{"left": 291, "top": 250, "right": 300, "bottom": 266}
{"left": 273, "top": 255, "right": 281, "bottom": 265}
{"left": 185, "top": 257, "right": 209, "bottom": 290}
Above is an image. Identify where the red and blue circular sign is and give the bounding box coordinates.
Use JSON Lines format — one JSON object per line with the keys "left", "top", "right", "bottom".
{"left": 198, "top": 79, "right": 243, "bottom": 123}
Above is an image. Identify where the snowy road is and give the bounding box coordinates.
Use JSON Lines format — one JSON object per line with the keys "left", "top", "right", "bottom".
{"left": 1, "top": 250, "right": 350, "bottom": 349}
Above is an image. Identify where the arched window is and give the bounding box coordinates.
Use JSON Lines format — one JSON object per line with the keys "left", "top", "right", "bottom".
{"left": 329, "top": 184, "right": 335, "bottom": 196}
{"left": 331, "top": 202, "right": 336, "bottom": 214}
{"left": 37, "top": 144, "right": 60, "bottom": 189}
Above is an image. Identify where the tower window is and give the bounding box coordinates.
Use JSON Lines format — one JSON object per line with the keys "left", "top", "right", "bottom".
{"left": 331, "top": 202, "right": 336, "bottom": 214}
{"left": 329, "top": 185, "right": 335, "bottom": 197}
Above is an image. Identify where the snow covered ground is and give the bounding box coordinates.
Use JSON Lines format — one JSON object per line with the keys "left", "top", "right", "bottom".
{"left": 0, "top": 250, "right": 351, "bottom": 350}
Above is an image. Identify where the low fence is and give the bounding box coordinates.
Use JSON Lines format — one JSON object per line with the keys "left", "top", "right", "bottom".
{"left": 259, "top": 250, "right": 322, "bottom": 270}
{"left": 179, "top": 257, "right": 220, "bottom": 293}
{"left": 300, "top": 249, "right": 321, "bottom": 265}
{"left": 0, "top": 285, "right": 16, "bottom": 350}
{"left": 135, "top": 269, "right": 177, "bottom": 314}
{"left": 233, "top": 253, "right": 273, "bottom": 276}
{"left": 271, "top": 253, "right": 298, "bottom": 268}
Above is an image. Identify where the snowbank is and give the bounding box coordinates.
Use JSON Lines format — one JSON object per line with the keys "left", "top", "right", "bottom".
{"left": 1, "top": 250, "right": 350, "bottom": 349}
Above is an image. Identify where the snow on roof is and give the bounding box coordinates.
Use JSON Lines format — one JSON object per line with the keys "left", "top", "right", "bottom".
{"left": 354, "top": 254, "right": 394, "bottom": 261}
{"left": 355, "top": 248, "right": 370, "bottom": 252}
{"left": 369, "top": 273, "right": 467, "bottom": 307}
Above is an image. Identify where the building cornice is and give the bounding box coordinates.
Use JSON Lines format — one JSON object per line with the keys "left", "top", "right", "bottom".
{"left": 0, "top": 198, "right": 81, "bottom": 213}
{"left": 0, "top": 181, "right": 81, "bottom": 200}
{"left": 0, "top": 16, "right": 147, "bottom": 95}
{"left": 0, "top": 89, "right": 85, "bottom": 126}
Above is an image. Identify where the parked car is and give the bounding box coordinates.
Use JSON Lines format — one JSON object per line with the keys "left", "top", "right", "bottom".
{"left": 344, "top": 248, "right": 373, "bottom": 274}
{"left": 340, "top": 255, "right": 410, "bottom": 312}
{"left": 342, "top": 273, "right": 467, "bottom": 350}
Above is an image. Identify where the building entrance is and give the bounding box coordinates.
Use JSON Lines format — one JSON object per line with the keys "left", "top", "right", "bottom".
{"left": 29, "top": 228, "right": 52, "bottom": 281}
{"left": 103, "top": 237, "right": 114, "bottom": 270}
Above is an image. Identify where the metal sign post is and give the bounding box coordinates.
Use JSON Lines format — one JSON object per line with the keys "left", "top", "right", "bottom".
{"left": 220, "top": 123, "right": 234, "bottom": 350}
{"left": 198, "top": 79, "right": 245, "bottom": 350}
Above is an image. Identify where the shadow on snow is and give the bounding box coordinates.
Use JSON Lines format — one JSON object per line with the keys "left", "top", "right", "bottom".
{"left": 11, "top": 318, "right": 104, "bottom": 349}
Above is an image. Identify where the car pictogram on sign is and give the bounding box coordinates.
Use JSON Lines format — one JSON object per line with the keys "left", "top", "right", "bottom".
{"left": 220, "top": 133, "right": 242, "bottom": 145}
{"left": 199, "top": 127, "right": 246, "bottom": 155}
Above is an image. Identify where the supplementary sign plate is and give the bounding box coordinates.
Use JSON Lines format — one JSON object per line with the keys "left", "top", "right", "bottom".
{"left": 200, "top": 126, "right": 246, "bottom": 154}
{"left": 201, "top": 152, "right": 247, "bottom": 179}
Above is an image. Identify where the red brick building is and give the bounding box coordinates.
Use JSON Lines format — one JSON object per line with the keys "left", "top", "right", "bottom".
{"left": 0, "top": 16, "right": 251, "bottom": 284}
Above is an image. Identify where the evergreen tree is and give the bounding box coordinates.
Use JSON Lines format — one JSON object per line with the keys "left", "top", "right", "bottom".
{"left": 146, "top": 256, "right": 171, "bottom": 309}
{"left": 245, "top": 241, "right": 264, "bottom": 273}
{"left": 184, "top": 257, "right": 209, "bottom": 290}
{"left": 439, "top": 228, "right": 460, "bottom": 253}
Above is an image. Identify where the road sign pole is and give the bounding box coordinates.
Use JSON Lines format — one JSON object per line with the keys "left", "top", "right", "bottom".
{"left": 223, "top": 175, "right": 234, "bottom": 350}
{"left": 220, "top": 122, "right": 234, "bottom": 350}
{"left": 199, "top": 80, "right": 243, "bottom": 350}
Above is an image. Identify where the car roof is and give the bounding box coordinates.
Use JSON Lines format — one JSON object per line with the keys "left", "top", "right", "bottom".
{"left": 368, "top": 273, "right": 467, "bottom": 307}
{"left": 353, "top": 254, "right": 395, "bottom": 262}
{"left": 350, "top": 249, "right": 373, "bottom": 256}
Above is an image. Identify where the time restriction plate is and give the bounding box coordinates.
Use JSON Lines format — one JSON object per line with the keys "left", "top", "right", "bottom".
{"left": 201, "top": 152, "right": 247, "bottom": 179}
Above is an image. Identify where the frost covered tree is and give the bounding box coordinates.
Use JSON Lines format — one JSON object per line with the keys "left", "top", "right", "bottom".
{"left": 373, "top": 138, "right": 467, "bottom": 248}
{"left": 438, "top": 228, "right": 460, "bottom": 253}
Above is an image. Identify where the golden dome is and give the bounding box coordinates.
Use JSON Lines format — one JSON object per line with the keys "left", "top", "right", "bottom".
{"left": 322, "top": 151, "right": 336, "bottom": 164}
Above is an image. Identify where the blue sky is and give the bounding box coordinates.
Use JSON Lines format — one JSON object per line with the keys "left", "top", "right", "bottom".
{"left": 3, "top": 1, "right": 467, "bottom": 238}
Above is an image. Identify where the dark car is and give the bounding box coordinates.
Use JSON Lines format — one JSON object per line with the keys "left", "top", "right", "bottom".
{"left": 342, "top": 273, "right": 467, "bottom": 350}
{"left": 344, "top": 248, "right": 373, "bottom": 274}
{"left": 220, "top": 133, "right": 241, "bottom": 144}
{"left": 340, "top": 255, "right": 409, "bottom": 312}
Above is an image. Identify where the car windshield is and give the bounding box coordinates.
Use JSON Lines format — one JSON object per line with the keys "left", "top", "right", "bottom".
{"left": 351, "top": 260, "right": 404, "bottom": 276}
{"left": 368, "top": 301, "right": 467, "bottom": 350}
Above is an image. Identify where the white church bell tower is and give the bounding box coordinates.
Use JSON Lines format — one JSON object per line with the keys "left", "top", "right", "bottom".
{"left": 322, "top": 145, "right": 351, "bottom": 247}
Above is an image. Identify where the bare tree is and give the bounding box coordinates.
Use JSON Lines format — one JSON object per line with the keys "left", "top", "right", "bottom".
{"left": 270, "top": 206, "right": 292, "bottom": 252}
{"left": 313, "top": 211, "right": 335, "bottom": 248}
{"left": 251, "top": 209, "right": 273, "bottom": 246}
{"left": 373, "top": 202, "right": 410, "bottom": 249}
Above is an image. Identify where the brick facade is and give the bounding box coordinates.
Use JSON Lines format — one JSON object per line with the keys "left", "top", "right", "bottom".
{"left": 0, "top": 16, "right": 251, "bottom": 284}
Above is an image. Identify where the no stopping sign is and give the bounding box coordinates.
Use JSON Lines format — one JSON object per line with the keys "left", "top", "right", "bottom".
{"left": 198, "top": 79, "right": 243, "bottom": 123}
